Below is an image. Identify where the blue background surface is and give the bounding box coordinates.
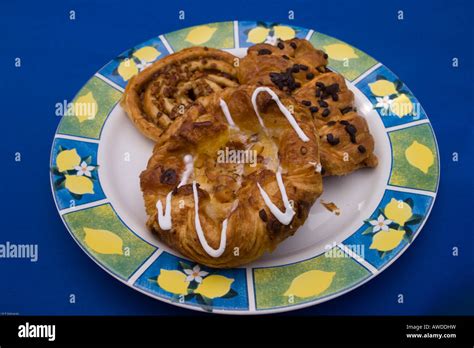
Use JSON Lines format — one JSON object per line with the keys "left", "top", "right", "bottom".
{"left": 0, "top": 0, "right": 472, "bottom": 315}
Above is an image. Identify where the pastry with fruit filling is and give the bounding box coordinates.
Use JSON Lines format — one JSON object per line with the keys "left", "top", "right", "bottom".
{"left": 140, "top": 85, "right": 323, "bottom": 267}
{"left": 239, "top": 38, "right": 378, "bottom": 176}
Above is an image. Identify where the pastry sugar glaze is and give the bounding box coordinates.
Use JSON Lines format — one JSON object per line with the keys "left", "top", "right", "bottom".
{"left": 179, "top": 155, "right": 195, "bottom": 186}
{"left": 192, "top": 181, "right": 228, "bottom": 258}
{"left": 230, "top": 88, "right": 299, "bottom": 226}
{"left": 156, "top": 155, "right": 229, "bottom": 258}
{"left": 156, "top": 155, "right": 194, "bottom": 230}
{"left": 219, "top": 98, "right": 237, "bottom": 128}
{"left": 156, "top": 191, "right": 173, "bottom": 230}
{"left": 138, "top": 83, "right": 324, "bottom": 267}
{"left": 257, "top": 167, "right": 295, "bottom": 225}
{"left": 250, "top": 87, "right": 303, "bottom": 225}
{"left": 251, "top": 87, "right": 310, "bottom": 142}
{"left": 157, "top": 86, "right": 311, "bottom": 258}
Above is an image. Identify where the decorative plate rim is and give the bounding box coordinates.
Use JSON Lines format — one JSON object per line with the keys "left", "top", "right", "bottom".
{"left": 49, "top": 20, "right": 440, "bottom": 314}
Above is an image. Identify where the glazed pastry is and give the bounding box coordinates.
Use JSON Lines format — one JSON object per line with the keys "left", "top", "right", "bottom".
{"left": 121, "top": 47, "right": 239, "bottom": 142}
{"left": 238, "top": 38, "right": 378, "bottom": 176}
{"left": 140, "top": 85, "right": 323, "bottom": 267}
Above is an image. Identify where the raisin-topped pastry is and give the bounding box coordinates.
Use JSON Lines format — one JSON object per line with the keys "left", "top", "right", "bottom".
{"left": 294, "top": 72, "right": 378, "bottom": 176}
{"left": 140, "top": 85, "right": 323, "bottom": 267}
{"left": 122, "top": 47, "right": 239, "bottom": 142}
{"left": 238, "top": 38, "right": 378, "bottom": 176}
{"left": 238, "top": 38, "right": 328, "bottom": 91}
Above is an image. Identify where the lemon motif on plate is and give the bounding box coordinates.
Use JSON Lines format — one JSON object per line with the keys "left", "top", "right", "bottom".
{"left": 54, "top": 147, "right": 97, "bottom": 196}
{"left": 405, "top": 141, "right": 434, "bottom": 174}
{"left": 118, "top": 59, "right": 139, "bottom": 81}
{"left": 83, "top": 227, "right": 123, "bottom": 255}
{"left": 117, "top": 46, "right": 161, "bottom": 81}
{"left": 384, "top": 198, "right": 413, "bottom": 226}
{"left": 247, "top": 27, "right": 270, "bottom": 44}
{"left": 56, "top": 149, "right": 81, "bottom": 172}
{"left": 370, "top": 229, "right": 406, "bottom": 252}
{"left": 132, "top": 46, "right": 160, "bottom": 62}
{"left": 323, "top": 43, "right": 358, "bottom": 61}
{"left": 157, "top": 269, "right": 189, "bottom": 295}
{"left": 369, "top": 80, "right": 398, "bottom": 97}
{"left": 185, "top": 25, "right": 217, "bottom": 45}
{"left": 64, "top": 175, "right": 94, "bottom": 195}
{"left": 390, "top": 94, "right": 414, "bottom": 117}
{"left": 273, "top": 25, "right": 296, "bottom": 40}
{"left": 194, "top": 275, "right": 234, "bottom": 299}
{"left": 284, "top": 270, "right": 335, "bottom": 298}
{"left": 74, "top": 92, "right": 98, "bottom": 123}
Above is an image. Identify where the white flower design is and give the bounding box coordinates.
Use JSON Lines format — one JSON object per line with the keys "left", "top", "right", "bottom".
{"left": 183, "top": 265, "right": 209, "bottom": 283}
{"left": 264, "top": 34, "right": 278, "bottom": 45}
{"left": 369, "top": 214, "right": 392, "bottom": 232}
{"left": 375, "top": 96, "right": 393, "bottom": 115}
{"left": 74, "top": 161, "right": 95, "bottom": 177}
{"left": 136, "top": 59, "right": 151, "bottom": 71}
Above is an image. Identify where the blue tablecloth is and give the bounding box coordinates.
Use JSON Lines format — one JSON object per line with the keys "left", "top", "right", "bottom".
{"left": 0, "top": 0, "right": 472, "bottom": 315}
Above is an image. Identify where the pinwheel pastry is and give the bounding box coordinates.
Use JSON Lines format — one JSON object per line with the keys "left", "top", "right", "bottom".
{"left": 238, "top": 38, "right": 378, "bottom": 176}
{"left": 140, "top": 85, "right": 323, "bottom": 267}
{"left": 121, "top": 47, "right": 239, "bottom": 142}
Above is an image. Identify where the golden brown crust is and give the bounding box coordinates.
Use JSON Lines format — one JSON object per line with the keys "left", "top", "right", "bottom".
{"left": 294, "top": 73, "right": 378, "bottom": 175}
{"left": 121, "top": 47, "right": 239, "bottom": 141}
{"left": 238, "top": 39, "right": 328, "bottom": 92}
{"left": 123, "top": 39, "right": 377, "bottom": 267}
{"left": 238, "top": 38, "right": 378, "bottom": 176}
{"left": 140, "top": 85, "right": 323, "bottom": 267}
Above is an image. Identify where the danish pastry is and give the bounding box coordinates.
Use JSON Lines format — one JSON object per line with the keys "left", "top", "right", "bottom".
{"left": 294, "top": 72, "right": 378, "bottom": 175}
{"left": 121, "top": 47, "right": 239, "bottom": 142}
{"left": 238, "top": 38, "right": 378, "bottom": 176}
{"left": 238, "top": 38, "right": 328, "bottom": 91}
{"left": 140, "top": 85, "right": 323, "bottom": 267}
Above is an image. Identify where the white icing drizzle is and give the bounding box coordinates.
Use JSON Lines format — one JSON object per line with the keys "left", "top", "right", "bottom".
{"left": 192, "top": 181, "right": 228, "bottom": 258}
{"left": 257, "top": 166, "right": 295, "bottom": 225}
{"left": 157, "top": 87, "right": 309, "bottom": 256}
{"left": 156, "top": 192, "right": 173, "bottom": 230}
{"left": 156, "top": 155, "right": 194, "bottom": 230}
{"left": 219, "top": 98, "right": 237, "bottom": 128}
{"left": 179, "top": 155, "right": 194, "bottom": 187}
{"left": 251, "top": 86, "right": 310, "bottom": 142}
{"left": 156, "top": 155, "right": 228, "bottom": 258}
